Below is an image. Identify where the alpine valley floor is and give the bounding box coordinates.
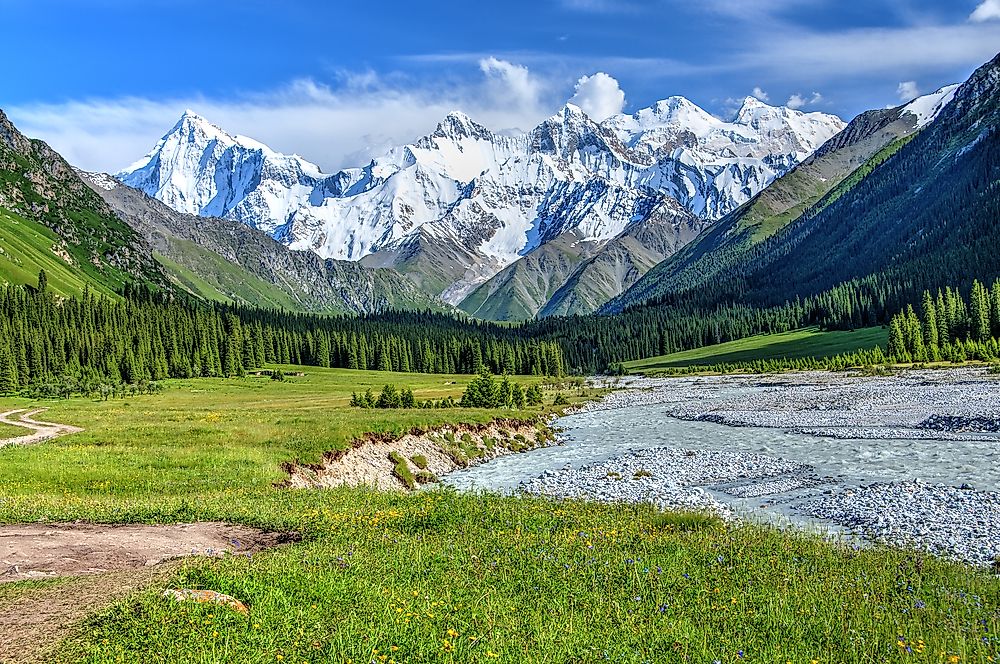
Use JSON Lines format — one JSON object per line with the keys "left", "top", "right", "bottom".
{"left": 0, "top": 367, "right": 997, "bottom": 662}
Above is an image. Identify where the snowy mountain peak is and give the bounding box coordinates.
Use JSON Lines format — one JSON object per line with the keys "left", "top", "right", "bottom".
{"left": 545, "top": 103, "right": 591, "bottom": 127}
{"left": 119, "top": 93, "right": 847, "bottom": 303}
{"left": 116, "top": 110, "right": 324, "bottom": 228}
{"left": 737, "top": 95, "right": 770, "bottom": 113}
{"left": 900, "top": 84, "right": 960, "bottom": 129}
{"left": 431, "top": 111, "right": 492, "bottom": 140}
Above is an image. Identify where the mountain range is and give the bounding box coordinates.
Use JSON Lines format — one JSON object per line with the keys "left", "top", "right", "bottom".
{"left": 1, "top": 50, "right": 995, "bottom": 348}
{"left": 116, "top": 96, "right": 846, "bottom": 318}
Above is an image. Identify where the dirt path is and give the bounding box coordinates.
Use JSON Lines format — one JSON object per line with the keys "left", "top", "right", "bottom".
{"left": 0, "top": 409, "right": 82, "bottom": 447}
{"left": 0, "top": 523, "right": 295, "bottom": 663}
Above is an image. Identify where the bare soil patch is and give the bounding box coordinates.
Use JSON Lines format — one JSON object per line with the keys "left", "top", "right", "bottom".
{"left": 0, "top": 522, "right": 295, "bottom": 663}
{"left": 0, "top": 522, "right": 288, "bottom": 583}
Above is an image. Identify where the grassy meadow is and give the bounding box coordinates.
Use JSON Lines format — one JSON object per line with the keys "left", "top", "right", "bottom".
{"left": 624, "top": 326, "right": 889, "bottom": 373}
{"left": 0, "top": 367, "right": 996, "bottom": 662}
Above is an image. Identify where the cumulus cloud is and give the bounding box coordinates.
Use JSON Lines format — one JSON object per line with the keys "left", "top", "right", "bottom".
{"left": 569, "top": 72, "right": 626, "bottom": 121}
{"left": 785, "top": 91, "right": 823, "bottom": 109}
{"left": 897, "top": 80, "right": 920, "bottom": 101}
{"left": 479, "top": 57, "right": 544, "bottom": 113}
{"left": 970, "top": 0, "right": 1000, "bottom": 22}
{"left": 751, "top": 86, "right": 770, "bottom": 102}
{"left": 8, "top": 59, "right": 557, "bottom": 174}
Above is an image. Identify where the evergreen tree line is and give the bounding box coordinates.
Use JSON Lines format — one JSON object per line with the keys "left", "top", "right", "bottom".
{"left": 0, "top": 274, "right": 566, "bottom": 393}
{"left": 459, "top": 370, "right": 545, "bottom": 409}
{"left": 525, "top": 270, "right": 1000, "bottom": 374}
{"left": 887, "top": 279, "right": 1000, "bottom": 363}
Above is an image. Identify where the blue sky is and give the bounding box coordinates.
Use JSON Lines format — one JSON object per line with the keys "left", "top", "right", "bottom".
{"left": 4, "top": 0, "right": 999, "bottom": 172}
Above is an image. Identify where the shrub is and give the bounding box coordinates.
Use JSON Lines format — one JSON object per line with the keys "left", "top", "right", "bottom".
{"left": 553, "top": 392, "right": 569, "bottom": 406}
{"left": 415, "top": 470, "right": 438, "bottom": 485}
{"left": 388, "top": 451, "right": 416, "bottom": 490}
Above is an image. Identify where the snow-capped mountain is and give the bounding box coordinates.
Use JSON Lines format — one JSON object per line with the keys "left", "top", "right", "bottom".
{"left": 898, "top": 85, "right": 960, "bottom": 129}
{"left": 118, "top": 97, "right": 846, "bottom": 304}
{"left": 120, "top": 111, "right": 325, "bottom": 236}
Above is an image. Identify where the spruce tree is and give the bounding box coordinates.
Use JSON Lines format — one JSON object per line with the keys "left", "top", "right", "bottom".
{"left": 921, "top": 291, "right": 939, "bottom": 356}
{"left": 0, "top": 345, "right": 18, "bottom": 394}
{"left": 887, "top": 316, "right": 907, "bottom": 362}
{"left": 992, "top": 280, "right": 1000, "bottom": 338}
{"left": 971, "top": 280, "right": 992, "bottom": 342}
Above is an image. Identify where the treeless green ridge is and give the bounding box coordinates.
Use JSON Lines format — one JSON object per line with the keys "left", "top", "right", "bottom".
{"left": 0, "top": 209, "right": 117, "bottom": 298}
{"left": 624, "top": 326, "right": 889, "bottom": 372}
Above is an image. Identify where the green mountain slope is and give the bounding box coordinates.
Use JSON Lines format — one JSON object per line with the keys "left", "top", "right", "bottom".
{"left": 0, "top": 208, "right": 119, "bottom": 297}
{"left": 457, "top": 233, "right": 590, "bottom": 321}
{"left": 82, "top": 173, "right": 446, "bottom": 315}
{"left": 459, "top": 196, "right": 705, "bottom": 321}
{"left": 540, "top": 198, "right": 707, "bottom": 317}
{"left": 0, "top": 110, "right": 166, "bottom": 294}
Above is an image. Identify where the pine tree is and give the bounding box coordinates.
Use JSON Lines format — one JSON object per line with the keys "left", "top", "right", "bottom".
{"left": 992, "top": 280, "right": 1000, "bottom": 338}
{"left": 936, "top": 290, "right": 950, "bottom": 345}
{"left": 921, "top": 290, "right": 939, "bottom": 357}
{"left": 887, "top": 316, "right": 907, "bottom": 362}
{"left": 512, "top": 383, "right": 526, "bottom": 410}
{"left": 971, "top": 280, "right": 992, "bottom": 342}
{"left": 0, "top": 345, "right": 18, "bottom": 394}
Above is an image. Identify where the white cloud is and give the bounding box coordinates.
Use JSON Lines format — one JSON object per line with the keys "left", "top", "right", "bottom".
{"left": 739, "top": 24, "right": 1000, "bottom": 82}
{"left": 8, "top": 60, "right": 557, "bottom": 174}
{"left": 478, "top": 57, "right": 544, "bottom": 113}
{"left": 897, "top": 80, "right": 920, "bottom": 101}
{"left": 970, "top": 0, "right": 1000, "bottom": 22}
{"left": 785, "top": 91, "right": 823, "bottom": 109}
{"left": 751, "top": 86, "right": 770, "bottom": 101}
{"left": 569, "top": 72, "right": 626, "bottom": 121}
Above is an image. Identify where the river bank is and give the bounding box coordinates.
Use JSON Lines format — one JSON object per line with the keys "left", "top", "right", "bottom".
{"left": 446, "top": 368, "right": 1000, "bottom": 565}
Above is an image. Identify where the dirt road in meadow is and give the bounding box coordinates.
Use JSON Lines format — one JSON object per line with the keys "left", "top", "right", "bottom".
{"left": 0, "top": 408, "right": 82, "bottom": 447}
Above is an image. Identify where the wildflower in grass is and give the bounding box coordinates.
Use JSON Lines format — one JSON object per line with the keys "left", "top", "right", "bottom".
{"left": 446, "top": 628, "right": 459, "bottom": 638}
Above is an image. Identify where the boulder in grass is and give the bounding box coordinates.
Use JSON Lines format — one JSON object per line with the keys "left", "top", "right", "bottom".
{"left": 163, "top": 588, "right": 249, "bottom": 614}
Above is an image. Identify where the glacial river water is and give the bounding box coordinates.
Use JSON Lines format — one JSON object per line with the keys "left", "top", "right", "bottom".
{"left": 443, "top": 402, "right": 1000, "bottom": 521}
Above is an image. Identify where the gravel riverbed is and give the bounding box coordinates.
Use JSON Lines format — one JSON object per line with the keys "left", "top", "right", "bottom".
{"left": 448, "top": 368, "right": 1000, "bottom": 565}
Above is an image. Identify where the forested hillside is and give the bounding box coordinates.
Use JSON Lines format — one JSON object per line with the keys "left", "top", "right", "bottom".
{"left": 523, "top": 52, "right": 999, "bottom": 372}
{"left": 0, "top": 274, "right": 564, "bottom": 393}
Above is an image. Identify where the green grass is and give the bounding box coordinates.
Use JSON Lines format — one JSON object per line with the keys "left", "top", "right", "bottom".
{"left": 0, "top": 366, "right": 995, "bottom": 662}
{"left": 0, "top": 419, "right": 31, "bottom": 439}
{"left": 154, "top": 241, "right": 305, "bottom": 311}
{"left": 625, "top": 326, "right": 889, "bottom": 372}
{"left": 0, "top": 208, "right": 118, "bottom": 298}
{"left": 0, "top": 367, "right": 558, "bottom": 519}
